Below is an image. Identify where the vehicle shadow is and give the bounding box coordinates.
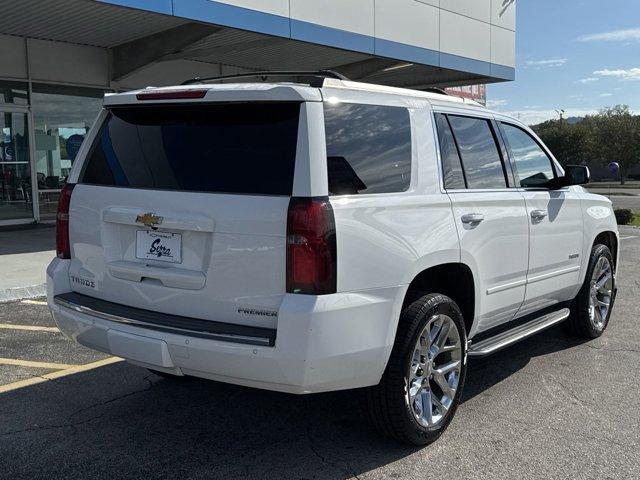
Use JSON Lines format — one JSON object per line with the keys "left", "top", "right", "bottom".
{"left": 0, "top": 324, "right": 588, "bottom": 480}
{"left": 463, "top": 323, "right": 589, "bottom": 402}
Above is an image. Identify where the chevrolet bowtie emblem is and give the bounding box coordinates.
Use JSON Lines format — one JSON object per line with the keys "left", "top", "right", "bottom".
{"left": 136, "top": 213, "right": 164, "bottom": 228}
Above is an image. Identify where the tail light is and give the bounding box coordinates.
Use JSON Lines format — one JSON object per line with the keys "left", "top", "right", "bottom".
{"left": 286, "top": 197, "right": 337, "bottom": 295}
{"left": 56, "top": 183, "right": 75, "bottom": 259}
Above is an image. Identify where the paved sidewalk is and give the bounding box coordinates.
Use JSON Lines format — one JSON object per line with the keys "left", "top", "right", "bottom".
{"left": 0, "top": 226, "right": 55, "bottom": 303}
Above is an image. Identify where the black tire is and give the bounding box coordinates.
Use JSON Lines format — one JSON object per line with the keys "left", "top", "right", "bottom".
{"left": 365, "top": 293, "right": 467, "bottom": 445}
{"left": 566, "top": 244, "right": 615, "bottom": 338}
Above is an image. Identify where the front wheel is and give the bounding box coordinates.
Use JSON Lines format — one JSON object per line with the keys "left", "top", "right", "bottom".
{"left": 365, "top": 293, "right": 467, "bottom": 445}
{"left": 566, "top": 244, "right": 615, "bottom": 338}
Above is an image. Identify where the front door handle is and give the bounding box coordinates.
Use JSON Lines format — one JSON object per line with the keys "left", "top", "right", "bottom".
{"left": 461, "top": 213, "right": 485, "bottom": 225}
{"left": 531, "top": 209, "right": 548, "bottom": 221}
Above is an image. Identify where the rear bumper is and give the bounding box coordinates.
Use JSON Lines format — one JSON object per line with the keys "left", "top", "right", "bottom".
{"left": 54, "top": 292, "right": 277, "bottom": 347}
{"left": 47, "top": 258, "right": 404, "bottom": 394}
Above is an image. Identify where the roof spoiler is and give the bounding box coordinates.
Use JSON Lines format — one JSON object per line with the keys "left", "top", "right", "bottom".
{"left": 181, "top": 70, "right": 349, "bottom": 87}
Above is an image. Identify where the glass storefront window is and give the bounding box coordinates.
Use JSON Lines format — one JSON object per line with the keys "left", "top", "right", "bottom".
{"left": 32, "top": 84, "right": 106, "bottom": 221}
{"left": 0, "top": 81, "right": 29, "bottom": 106}
{"left": 0, "top": 111, "right": 32, "bottom": 221}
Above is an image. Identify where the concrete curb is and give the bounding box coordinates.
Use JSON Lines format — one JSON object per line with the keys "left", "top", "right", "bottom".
{"left": 0, "top": 284, "right": 47, "bottom": 304}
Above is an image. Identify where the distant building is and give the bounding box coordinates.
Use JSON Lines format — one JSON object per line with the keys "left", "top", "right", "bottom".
{"left": 445, "top": 85, "right": 487, "bottom": 105}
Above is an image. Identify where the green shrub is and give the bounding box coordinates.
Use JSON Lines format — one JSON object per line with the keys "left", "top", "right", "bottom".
{"left": 614, "top": 209, "right": 634, "bottom": 225}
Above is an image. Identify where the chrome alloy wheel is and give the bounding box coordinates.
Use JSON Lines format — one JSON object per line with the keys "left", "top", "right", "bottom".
{"left": 589, "top": 256, "right": 613, "bottom": 330}
{"left": 406, "top": 314, "right": 463, "bottom": 428}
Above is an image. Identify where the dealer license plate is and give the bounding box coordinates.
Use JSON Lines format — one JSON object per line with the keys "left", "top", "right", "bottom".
{"left": 135, "top": 230, "right": 182, "bottom": 264}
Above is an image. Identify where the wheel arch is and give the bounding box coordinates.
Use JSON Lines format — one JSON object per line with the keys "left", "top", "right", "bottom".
{"left": 402, "top": 263, "right": 476, "bottom": 335}
{"left": 593, "top": 230, "right": 618, "bottom": 271}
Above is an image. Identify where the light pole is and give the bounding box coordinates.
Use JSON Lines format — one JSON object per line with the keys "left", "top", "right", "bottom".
{"left": 555, "top": 109, "right": 565, "bottom": 131}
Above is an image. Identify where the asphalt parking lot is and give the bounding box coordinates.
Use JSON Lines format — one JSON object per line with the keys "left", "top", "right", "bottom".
{"left": 606, "top": 195, "right": 640, "bottom": 211}
{"left": 0, "top": 227, "right": 638, "bottom": 480}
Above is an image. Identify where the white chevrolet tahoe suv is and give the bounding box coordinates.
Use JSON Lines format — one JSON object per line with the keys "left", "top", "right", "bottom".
{"left": 47, "top": 72, "right": 619, "bottom": 445}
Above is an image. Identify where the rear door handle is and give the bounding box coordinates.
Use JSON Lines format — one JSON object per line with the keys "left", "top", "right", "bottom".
{"left": 461, "top": 213, "right": 485, "bottom": 225}
{"left": 531, "top": 209, "right": 548, "bottom": 221}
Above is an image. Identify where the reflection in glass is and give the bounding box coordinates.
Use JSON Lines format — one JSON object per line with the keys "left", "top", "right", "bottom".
{"left": 435, "top": 113, "right": 466, "bottom": 189}
{"left": 448, "top": 116, "right": 506, "bottom": 189}
{"left": 324, "top": 103, "right": 412, "bottom": 195}
{"left": 501, "top": 123, "right": 555, "bottom": 188}
{"left": 0, "top": 81, "right": 29, "bottom": 105}
{"left": 32, "top": 84, "right": 106, "bottom": 220}
{"left": 0, "top": 112, "right": 32, "bottom": 221}
{"left": 81, "top": 103, "right": 301, "bottom": 196}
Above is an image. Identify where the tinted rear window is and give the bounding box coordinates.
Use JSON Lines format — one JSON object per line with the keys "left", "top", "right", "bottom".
{"left": 81, "top": 103, "right": 300, "bottom": 195}
{"left": 324, "top": 103, "right": 411, "bottom": 195}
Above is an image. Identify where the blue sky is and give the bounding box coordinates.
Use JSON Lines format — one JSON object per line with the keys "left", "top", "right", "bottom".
{"left": 488, "top": 0, "right": 640, "bottom": 125}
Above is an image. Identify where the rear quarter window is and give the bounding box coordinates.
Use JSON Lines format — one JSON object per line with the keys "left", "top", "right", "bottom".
{"left": 81, "top": 103, "right": 301, "bottom": 196}
{"left": 324, "top": 102, "right": 412, "bottom": 195}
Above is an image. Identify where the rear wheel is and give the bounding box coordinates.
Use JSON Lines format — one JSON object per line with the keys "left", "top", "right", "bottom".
{"left": 365, "top": 293, "right": 467, "bottom": 445}
{"left": 567, "top": 244, "right": 615, "bottom": 338}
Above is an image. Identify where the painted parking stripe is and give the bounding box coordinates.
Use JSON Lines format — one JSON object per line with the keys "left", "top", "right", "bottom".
{"left": 0, "top": 324, "right": 59, "bottom": 333}
{"left": 0, "top": 357, "right": 122, "bottom": 394}
{"left": 620, "top": 236, "right": 637, "bottom": 240}
{"left": 21, "top": 299, "right": 47, "bottom": 305}
{"left": 0, "top": 358, "right": 78, "bottom": 370}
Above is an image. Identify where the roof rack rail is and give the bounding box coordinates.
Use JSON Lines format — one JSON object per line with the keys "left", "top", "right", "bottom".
{"left": 181, "top": 70, "right": 349, "bottom": 87}
{"left": 422, "top": 87, "right": 449, "bottom": 96}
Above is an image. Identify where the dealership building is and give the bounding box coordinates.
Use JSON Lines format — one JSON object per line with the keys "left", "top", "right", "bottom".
{"left": 0, "top": 0, "right": 515, "bottom": 226}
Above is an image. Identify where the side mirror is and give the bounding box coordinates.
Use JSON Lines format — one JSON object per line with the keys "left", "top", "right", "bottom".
{"left": 549, "top": 165, "right": 590, "bottom": 189}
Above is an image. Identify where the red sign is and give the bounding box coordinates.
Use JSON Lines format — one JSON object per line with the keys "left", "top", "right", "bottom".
{"left": 444, "top": 85, "right": 486, "bottom": 106}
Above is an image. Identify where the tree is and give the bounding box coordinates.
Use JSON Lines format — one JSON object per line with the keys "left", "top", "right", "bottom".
{"left": 532, "top": 105, "right": 640, "bottom": 184}
{"left": 532, "top": 119, "right": 590, "bottom": 166}
{"left": 585, "top": 105, "right": 640, "bottom": 184}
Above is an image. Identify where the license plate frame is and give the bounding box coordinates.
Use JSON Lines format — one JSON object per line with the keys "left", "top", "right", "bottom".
{"left": 135, "top": 230, "right": 182, "bottom": 264}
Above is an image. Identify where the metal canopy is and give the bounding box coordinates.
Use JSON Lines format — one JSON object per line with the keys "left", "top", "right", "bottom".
{"left": 0, "top": 0, "right": 493, "bottom": 89}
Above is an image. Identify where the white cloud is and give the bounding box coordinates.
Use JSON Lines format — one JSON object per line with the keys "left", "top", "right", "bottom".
{"left": 486, "top": 99, "right": 507, "bottom": 108}
{"left": 577, "top": 28, "right": 640, "bottom": 42}
{"left": 593, "top": 68, "right": 640, "bottom": 81}
{"left": 525, "top": 58, "right": 568, "bottom": 68}
{"left": 599, "top": 93, "right": 613, "bottom": 97}
{"left": 577, "top": 77, "right": 599, "bottom": 84}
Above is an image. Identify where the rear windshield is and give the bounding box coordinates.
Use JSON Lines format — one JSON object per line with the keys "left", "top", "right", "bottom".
{"left": 81, "top": 103, "right": 300, "bottom": 195}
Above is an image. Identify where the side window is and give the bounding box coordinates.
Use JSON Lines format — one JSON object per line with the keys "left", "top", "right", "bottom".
{"left": 434, "top": 113, "right": 466, "bottom": 189}
{"left": 447, "top": 115, "right": 507, "bottom": 189}
{"left": 324, "top": 102, "right": 411, "bottom": 195}
{"left": 501, "top": 123, "right": 556, "bottom": 188}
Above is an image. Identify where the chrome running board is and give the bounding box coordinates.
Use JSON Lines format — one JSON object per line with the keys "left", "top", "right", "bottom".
{"left": 468, "top": 308, "right": 570, "bottom": 358}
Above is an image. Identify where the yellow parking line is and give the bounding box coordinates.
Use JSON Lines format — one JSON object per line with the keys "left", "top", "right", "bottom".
{"left": 0, "top": 324, "right": 59, "bottom": 333}
{"left": 0, "top": 357, "right": 122, "bottom": 394}
{"left": 21, "top": 299, "right": 47, "bottom": 305}
{"left": 0, "top": 358, "right": 77, "bottom": 370}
